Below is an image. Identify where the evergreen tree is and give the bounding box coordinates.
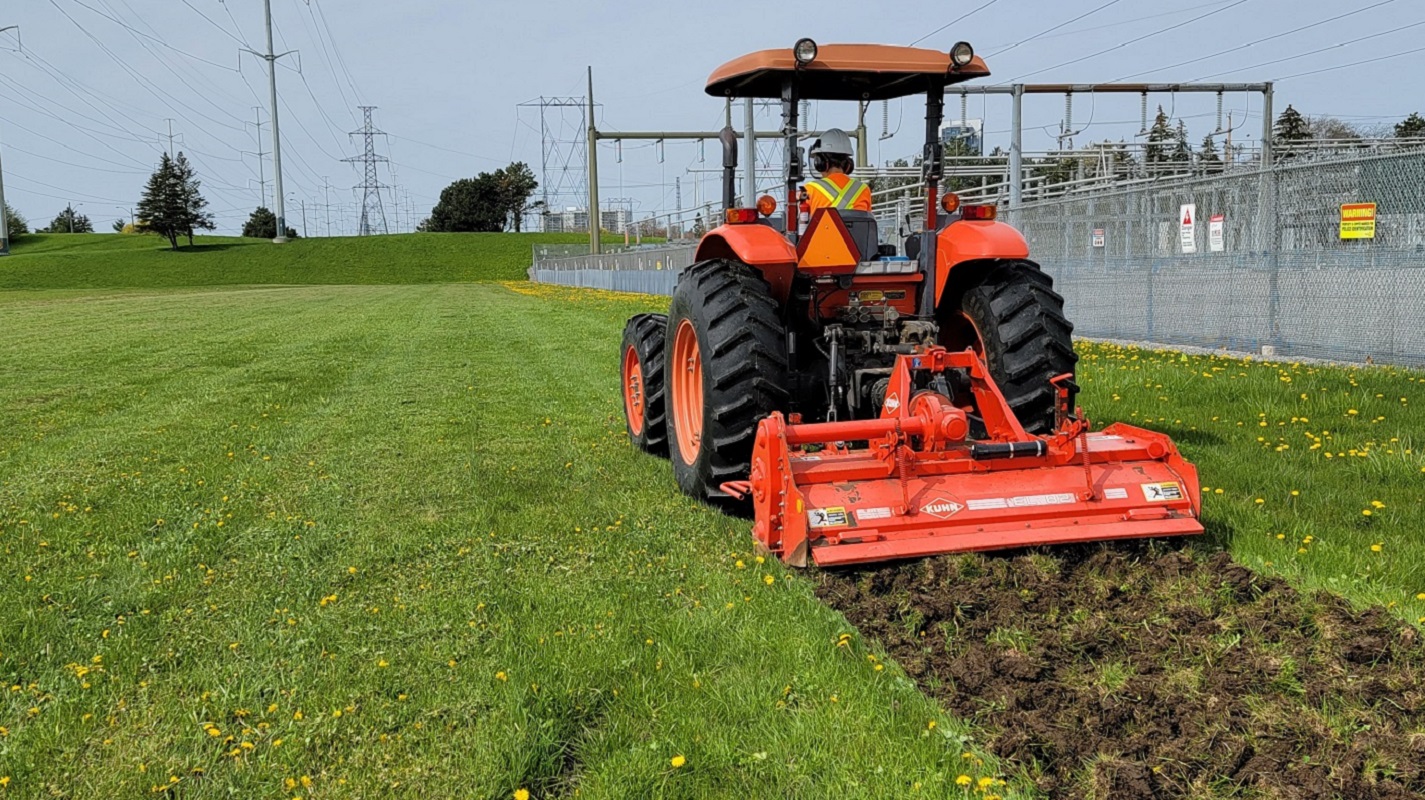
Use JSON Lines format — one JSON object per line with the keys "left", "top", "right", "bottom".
{"left": 48, "top": 205, "right": 94, "bottom": 234}
{"left": 1198, "top": 135, "right": 1223, "bottom": 174}
{"left": 174, "top": 152, "right": 215, "bottom": 246}
{"left": 1170, "top": 119, "right": 1193, "bottom": 164}
{"left": 242, "top": 207, "right": 297, "bottom": 239}
{"left": 1144, "top": 106, "right": 1173, "bottom": 169}
{"left": 135, "top": 153, "right": 188, "bottom": 250}
{"left": 1394, "top": 112, "right": 1425, "bottom": 139}
{"left": 1273, "top": 104, "right": 1312, "bottom": 150}
{"left": 4, "top": 202, "right": 28, "bottom": 237}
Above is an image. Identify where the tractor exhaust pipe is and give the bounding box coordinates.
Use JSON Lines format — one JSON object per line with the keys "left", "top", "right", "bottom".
{"left": 719, "top": 126, "right": 739, "bottom": 213}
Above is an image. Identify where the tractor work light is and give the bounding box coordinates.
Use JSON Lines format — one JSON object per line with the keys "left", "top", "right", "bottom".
{"left": 756, "top": 195, "right": 778, "bottom": 217}
{"left": 950, "top": 41, "right": 975, "bottom": 68}
{"left": 941, "top": 192, "right": 961, "bottom": 215}
{"left": 794, "top": 38, "right": 818, "bottom": 66}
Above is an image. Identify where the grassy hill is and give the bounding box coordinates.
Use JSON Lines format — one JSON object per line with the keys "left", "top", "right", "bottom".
{"left": 0, "top": 232, "right": 615, "bottom": 290}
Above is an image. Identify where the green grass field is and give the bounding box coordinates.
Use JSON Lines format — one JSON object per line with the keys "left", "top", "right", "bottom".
{"left": 0, "top": 232, "right": 615, "bottom": 290}
{"left": 1, "top": 237, "right": 1422, "bottom": 797}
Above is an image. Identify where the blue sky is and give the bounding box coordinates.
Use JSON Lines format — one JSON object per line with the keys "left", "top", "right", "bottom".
{"left": 1, "top": 0, "right": 1420, "bottom": 235}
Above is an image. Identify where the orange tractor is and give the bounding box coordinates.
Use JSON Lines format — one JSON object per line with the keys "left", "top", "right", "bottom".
{"left": 620, "top": 40, "right": 1203, "bottom": 566}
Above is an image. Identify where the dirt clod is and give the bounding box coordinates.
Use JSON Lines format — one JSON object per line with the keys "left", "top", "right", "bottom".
{"left": 818, "top": 542, "right": 1425, "bottom": 799}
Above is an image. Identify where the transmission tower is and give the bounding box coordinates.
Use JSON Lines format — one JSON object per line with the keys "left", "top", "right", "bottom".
{"left": 518, "top": 96, "right": 594, "bottom": 231}
{"left": 343, "top": 106, "right": 389, "bottom": 236}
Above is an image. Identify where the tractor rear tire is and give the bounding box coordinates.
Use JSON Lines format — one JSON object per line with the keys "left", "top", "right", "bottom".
{"left": 665, "top": 260, "right": 789, "bottom": 505}
{"left": 621, "top": 313, "right": 669, "bottom": 456}
{"left": 956, "top": 260, "right": 1077, "bottom": 435}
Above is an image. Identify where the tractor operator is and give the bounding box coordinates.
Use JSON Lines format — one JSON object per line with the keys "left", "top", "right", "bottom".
{"left": 804, "top": 128, "right": 871, "bottom": 213}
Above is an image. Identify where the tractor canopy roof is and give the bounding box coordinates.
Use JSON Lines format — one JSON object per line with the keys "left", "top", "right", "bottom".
{"left": 706, "top": 43, "right": 989, "bottom": 101}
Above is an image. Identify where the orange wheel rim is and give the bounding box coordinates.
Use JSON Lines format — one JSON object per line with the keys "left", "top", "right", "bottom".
{"left": 622, "top": 344, "right": 645, "bottom": 436}
{"left": 671, "top": 319, "right": 703, "bottom": 465}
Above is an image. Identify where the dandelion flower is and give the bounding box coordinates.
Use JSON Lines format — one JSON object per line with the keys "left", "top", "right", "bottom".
{"left": 1416, "top": 593, "right": 1425, "bottom": 601}
{"left": 1363, "top": 509, "right": 1373, "bottom": 517}
{"left": 763, "top": 575, "right": 775, "bottom": 586}
{"left": 670, "top": 754, "right": 686, "bottom": 768}
{"left": 1371, "top": 543, "right": 1383, "bottom": 552}
{"left": 496, "top": 672, "right": 507, "bottom": 682}
{"left": 956, "top": 775, "right": 972, "bottom": 786}
{"left": 514, "top": 790, "right": 530, "bottom": 800}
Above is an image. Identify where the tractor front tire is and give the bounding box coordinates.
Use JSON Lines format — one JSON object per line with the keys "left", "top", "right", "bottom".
{"left": 665, "top": 260, "right": 789, "bottom": 505}
{"left": 621, "top": 313, "right": 668, "bottom": 456}
{"left": 955, "top": 260, "right": 1077, "bottom": 435}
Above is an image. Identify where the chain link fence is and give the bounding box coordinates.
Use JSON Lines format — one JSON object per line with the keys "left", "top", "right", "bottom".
{"left": 1019, "top": 150, "right": 1425, "bottom": 365}
{"left": 529, "top": 149, "right": 1425, "bottom": 367}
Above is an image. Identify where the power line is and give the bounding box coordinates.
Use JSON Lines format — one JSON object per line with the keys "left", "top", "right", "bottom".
{"left": 1274, "top": 42, "right": 1425, "bottom": 81}
{"left": 908, "top": 0, "right": 1003, "bottom": 47}
{"left": 1193, "top": 18, "right": 1425, "bottom": 80}
{"left": 180, "top": 0, "right": 249, "bottom": 46}
{"left": 1116, "top": 0, "right": 1398, "bottom": 81}
{"left": 1003, "top": 0, "right": 1252, "bottom": 83}
{"left": 984, "top": 0, "right": 1123, "bottom": 58}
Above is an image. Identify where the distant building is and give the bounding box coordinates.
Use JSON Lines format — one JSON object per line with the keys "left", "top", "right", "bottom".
{"left": 543, "top": 207, "right": 630, "bottom": 233}
{"left": 942, "top": 119, "right": 983, "bottom": 156}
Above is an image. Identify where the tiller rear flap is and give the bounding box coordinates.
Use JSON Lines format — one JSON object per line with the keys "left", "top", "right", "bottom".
{"left": 722, "top": 347, "right": 1203, "bottom": 567}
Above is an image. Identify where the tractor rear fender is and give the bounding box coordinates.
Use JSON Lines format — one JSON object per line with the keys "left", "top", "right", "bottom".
{"left": 932, "top": 220, "right": 1030, "bottom": 305}
{"left": 696, "top": 224, "right": 797, "bottom": 303}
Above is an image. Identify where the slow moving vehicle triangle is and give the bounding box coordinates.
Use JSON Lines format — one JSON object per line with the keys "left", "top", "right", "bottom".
{"left": 796, "top": 208, "right": 861, "bottom": 269}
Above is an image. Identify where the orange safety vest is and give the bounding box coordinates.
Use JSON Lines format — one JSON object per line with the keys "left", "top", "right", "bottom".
{"left": 805, "top": 173, "right": 871, "bottom": 213}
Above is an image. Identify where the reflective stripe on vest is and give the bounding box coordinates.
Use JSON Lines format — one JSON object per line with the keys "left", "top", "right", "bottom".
{"left": 807, "top": 176, "right": 869, "bottom": 210}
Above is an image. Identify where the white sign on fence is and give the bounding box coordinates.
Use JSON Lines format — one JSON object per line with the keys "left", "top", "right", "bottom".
{"left": 1209, "top": 214, "right": 1225, "bottom": 252}
{"left": 1092, "top": 228, "right": 1105, "bottom": 248}
{"left": 1179, "top": 204, "right": 1198, "bottom": 254}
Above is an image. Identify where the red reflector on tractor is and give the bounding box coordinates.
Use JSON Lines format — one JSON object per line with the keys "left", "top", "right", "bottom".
{"left": 961, "top": 204, "right": 997, "bottom": 221}
{"left": 726, "top": 208, "right": 759, "bottom": 225}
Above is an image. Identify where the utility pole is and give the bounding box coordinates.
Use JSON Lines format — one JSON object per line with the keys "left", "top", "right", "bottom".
{"left": 343, "top": 107, "right": 389, "bottom": 235}
{"left": 246, "top": 108, "right": 268, "bottom": 208}
{"left": 163, "top": 119, "right": 180, "bottom": 158}
{"left": 586, "top": 66, "right": 600, "bottom": 254}
{"left": 242, "top": 0, "right": 293, "bottom": 243}
{"left": 322, "top": 176, "right": 332, "bottom": 237}
{"left": 0, "top": 24, "right": 15, "bottom": 256}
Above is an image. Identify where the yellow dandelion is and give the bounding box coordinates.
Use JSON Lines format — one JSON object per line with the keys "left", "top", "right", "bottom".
{"left": 1416, "top": 593, "right": 1425, "bottom": 601}
{"left": 514, "top": 790, "right": 530, "bottom": 800}
{"left": 1363, "top": 509, "right": 1373, "bottom": 517}
{"left": 377, "top": 659, "right": 389, "bottom": 668}
{"left": 670, "top": 754, "right": 686, "bottom": 768}
{"left": 734, "top": 560, "right": 745, "bottom": 569}
{"left": 763, "top": 574, "right": 775, "bottom": 586}
{"left": 1371, "top": 543, "right": 1383, "bottom": 552}
{"left": 496, "top": 671, "right": 507, "bottom": 682}
{"left": 956, "top": 775, "right": 972, "bottom": 786}
{"left": 347, "top": 566, "right": 357, "bottom": 574}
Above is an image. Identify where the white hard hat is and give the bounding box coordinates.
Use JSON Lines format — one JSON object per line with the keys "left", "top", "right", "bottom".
{"left": 809, "top": 128, "right": 854, "bottom": 158}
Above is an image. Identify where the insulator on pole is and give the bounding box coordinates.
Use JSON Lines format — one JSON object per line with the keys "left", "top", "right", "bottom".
{"left": 960, "top": 92, "right": 968, "bottom": 126}
{"left": 1214, "top": 91, "right": 1224, "bottom": 134}
{"left": 657, "top": 138, "right": 664, "bottom": 163}
{"left": 616, "top": 139, "right": 622, "bottom": 163}
{"left": 800, "top": 98, "right": 810, "bottom": 132}
{"left": 1137, "top": 91, "right": 1149, "bottom": 136}
{"left": 881, "top": 99, "right": 889, "bottom": 140}
{"left": 698, "top": 139, "right": 704, "bottom": 163}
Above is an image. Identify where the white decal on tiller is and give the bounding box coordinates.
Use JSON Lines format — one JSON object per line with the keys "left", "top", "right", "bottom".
{"left": 883, "top": 392, "right": 901, "bottom": 413}
{"left": 920, "top": 497, "right": 964, "bottom": 519}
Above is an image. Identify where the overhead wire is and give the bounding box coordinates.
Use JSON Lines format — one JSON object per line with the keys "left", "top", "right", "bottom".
{"left": 908, "top": 0, "right": 1003, "bottom": 47}
{"left": 1001, "top": 0, "right": 1252, "bottom": 83}
{"left": 1192, "top": 19, "right": 1425, "bottom": 80}
{"left": 1112, "top": 0, "right": 1398, "bottom": 81}
{"left": 984, "top": 0, "right": 1124, "bottom": 58}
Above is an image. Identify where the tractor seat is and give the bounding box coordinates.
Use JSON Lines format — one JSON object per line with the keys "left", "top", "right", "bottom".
{"left": 837, "top": 210, "right": 880, "bottom": 263}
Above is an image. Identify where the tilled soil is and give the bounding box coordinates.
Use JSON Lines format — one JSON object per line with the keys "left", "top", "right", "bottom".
{"left": 818, "top": 544, "right": 1425, "bottom": 799}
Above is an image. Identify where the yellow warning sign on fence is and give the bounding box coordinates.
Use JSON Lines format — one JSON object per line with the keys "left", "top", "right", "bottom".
{"left": 1339, "top": 203, "right": 1377, "bottom": 240}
